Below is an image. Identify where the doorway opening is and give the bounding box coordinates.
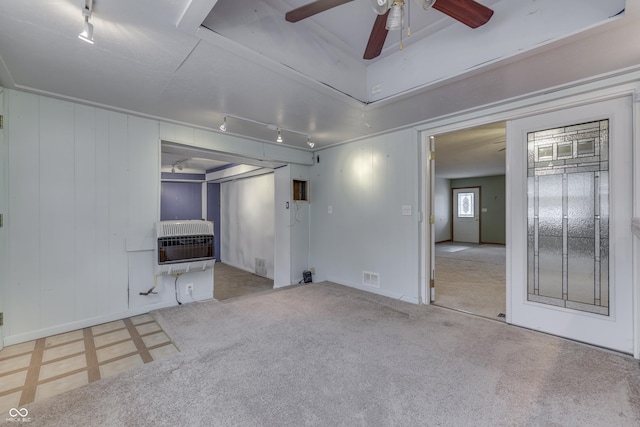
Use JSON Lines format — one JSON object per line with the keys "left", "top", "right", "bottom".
{"left": 430, "top": 122, "right": 507, "bottom": 321}
{"left": 161, "top": 141, "right": 283, "bottom": 301}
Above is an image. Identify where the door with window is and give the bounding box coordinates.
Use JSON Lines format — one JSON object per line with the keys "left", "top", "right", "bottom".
{"left": 453, "top": 187, "right": 480, "bottom": 243}
{"left": 507, "top": 97, "right": 633, "bottom": 353}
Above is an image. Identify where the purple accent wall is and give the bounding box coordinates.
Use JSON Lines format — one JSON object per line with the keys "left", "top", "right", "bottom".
{"left": 161, "top": 182, "right": 203, "bottom": 221}
{"left": 207, "top": 183, "right": 221, "bottom": 261}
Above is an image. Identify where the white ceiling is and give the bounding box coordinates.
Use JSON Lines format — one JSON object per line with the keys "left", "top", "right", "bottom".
{"left": 0, "top": 0, "right": 634, "bottom": 177}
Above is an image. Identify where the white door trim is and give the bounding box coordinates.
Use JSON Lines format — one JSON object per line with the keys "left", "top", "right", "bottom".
{"left": 417, "top": 70, "right": 640, "bottom": 359}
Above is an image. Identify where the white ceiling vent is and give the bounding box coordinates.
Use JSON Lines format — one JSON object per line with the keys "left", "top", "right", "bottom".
{"left": 363, "top": 271, "right": 380, "bottom": 288}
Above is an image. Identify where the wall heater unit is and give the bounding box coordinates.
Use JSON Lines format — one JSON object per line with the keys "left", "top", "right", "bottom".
{"left": 155, "top": 220, "right": 215, "bottom": 276}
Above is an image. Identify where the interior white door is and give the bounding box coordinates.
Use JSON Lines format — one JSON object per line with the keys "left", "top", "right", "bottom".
{"left": 453, "top": 187, "right": 480, "bottom": 243}
{"left": 507, "top": 96, "right": 633, "bottom": 354}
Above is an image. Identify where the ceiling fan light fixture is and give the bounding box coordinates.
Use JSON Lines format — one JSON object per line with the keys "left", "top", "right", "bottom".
{"left": 371, "top": 0, "right": 391, "bottom": 15}
{"left": 419, "top": 0, "right": 436, "bottom": 11}
{"left": 386, "top": 3, "right": 403, "bottom": 31}
{"left": 219, "top": 116, "right": 227, "bottom": 132}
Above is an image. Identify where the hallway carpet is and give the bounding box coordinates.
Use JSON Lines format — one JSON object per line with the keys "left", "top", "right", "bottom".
{"left": 8, "top": 282, "right": 640, "bottom": 426}
{"left": 434, "top": 243, "right": 506, "bottom": 320}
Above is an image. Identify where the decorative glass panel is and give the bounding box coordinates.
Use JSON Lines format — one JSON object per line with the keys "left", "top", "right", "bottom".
{"left": 457, "top": 192, "right": 474, "bottom": 218}
{"left": 527, "top": 120, "right": 609, "bottom": 315}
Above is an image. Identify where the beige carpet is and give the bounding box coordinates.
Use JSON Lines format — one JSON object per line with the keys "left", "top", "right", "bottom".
{"left": 15, "top": 281, "right": 640, "bottom": 426}
{"left": 434, "top": 242, "right": 506, "bottom": 320}
{"left": 214, "top": 262, "right": 274, "bottom": 301}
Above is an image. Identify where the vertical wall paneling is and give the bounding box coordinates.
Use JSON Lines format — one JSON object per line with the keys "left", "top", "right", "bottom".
{"left": 128, "top": 117, "right": 159, "bottom": 237}
{"left": 126, "top": 117, "right": 160, "bottom": 310}
{"left": 274, "top": 166, "right": 291, "bottom": 287}
{"left": 39, "top": 98, "right": 76, "bottom": 326}
{"left": 74, "top": 104, "right": 98, "bottom": 320}
{"left": 107, "top": 112, "right": 129, "bottom": 314}
{"left": 93, "top": 109, "right": 111, "bottom": 318}
{"left": 310, "top": 129, "right": 420, "bottom": 302}
{"left": 8, "top": 92, "right": 41, "bottom": 336}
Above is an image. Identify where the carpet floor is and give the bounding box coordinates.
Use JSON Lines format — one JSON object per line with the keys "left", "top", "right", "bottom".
{"left": 5, "top": 282, "right": 639, "bottom": 426}
{"left": 434, "top": 243, "right": 506, "bottom": 320}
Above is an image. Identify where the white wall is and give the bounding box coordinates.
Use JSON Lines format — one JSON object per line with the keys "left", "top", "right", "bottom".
{"left": 0, "top": 89, "right": 308, "bottom": 346}
{"left": 310, "top": 129, "right": 421, "bottom": 303}
{"left": 274, "top": 166, "right": 291, "bottom": 288}
{"left": 434, "top": 177, "right": 452, "bottom": 242}
{"left": 221, "top": 174, "right": 275, "bottom": 278}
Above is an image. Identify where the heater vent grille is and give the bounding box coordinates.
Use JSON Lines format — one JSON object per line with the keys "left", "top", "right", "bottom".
{"left": 363, "top": 271, "right": 380, "bottom": 288}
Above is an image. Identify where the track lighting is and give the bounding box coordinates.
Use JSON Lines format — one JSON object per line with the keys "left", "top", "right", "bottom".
{"left": 78, "top": 0, "right": 94, "bottom": 44}
{"left": 276, "top": 129, "right": 283, "bottom": 143}
{"left": 307, "top": 136, "right": 315, "bottom": 149}
{"left": 219, "top": 116, "right": 227, "bottom": 132}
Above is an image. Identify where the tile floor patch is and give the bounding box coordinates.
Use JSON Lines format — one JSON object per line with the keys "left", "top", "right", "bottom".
{"left": 93, "top": 328, "right": 132, "bottom": 348}
{"left": 42, "top": 341, "right": 86, "bottom": 363}
{"left": 96, "top": 341, "right": 138, "bottom": 363}
{"left": 0, "top": 315, "right": 179, "bottom": 416}
{"left": 91, "top": 320, "right": 126, "bottom": 336}
{"left": 0, "top": 354, "right": 32, "bottom": 373}
{"left": 39, "top": 354, "right": 87, "bottom": 381}
{"left": 142, "top": 332, "right": 171, "bottom": 348}
{"left": 0, "top": 341, "right": 36, "bottom": 359}
{"left": 35, "top": 371, "right": 89, "bottom": 402}
{"left": 0, "top": 370, "right": 29, "bottom": 393}
{"left": 99, "top": 354, "right": 144, "bottom": 379}
{"left": 131, "top": 314, "right": 154, "bottom": 325}
{"left": 135, "top": 322, "right": 162, "bottom": 335}
{"left": 45, "top": 330, "right": 84, "bottom": 347}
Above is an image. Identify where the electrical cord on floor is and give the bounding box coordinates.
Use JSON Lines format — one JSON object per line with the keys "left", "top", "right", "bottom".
{"left": 173, "top": 273, "right": 183, "bottom": 305}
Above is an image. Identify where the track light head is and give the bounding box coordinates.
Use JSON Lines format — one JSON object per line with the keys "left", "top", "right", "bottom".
{"left": 276, "top": 129, "right": 283, "bottom": 143}
{"left": 219, "top": 116, "right": 227, "bottom": 132}
{"left": 78, "top": 18, "right": 94, "bottom": 44}
{"left": 307, "top": 136, "right": 315, "bottom": 148}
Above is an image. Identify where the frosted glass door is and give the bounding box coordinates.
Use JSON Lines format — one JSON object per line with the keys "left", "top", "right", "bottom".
{"left": 507, "top": 97, "right": 633, "bottom": 354}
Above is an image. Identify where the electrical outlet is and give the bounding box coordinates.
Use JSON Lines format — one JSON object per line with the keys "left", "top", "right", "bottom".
{"left": 185, "top": 283, "right": 194, "bottom": 296}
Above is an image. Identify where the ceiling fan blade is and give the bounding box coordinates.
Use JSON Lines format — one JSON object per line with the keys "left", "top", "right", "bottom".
{"left": 363, "top": 11, "right": 390, "bottom": 60}
{"left": 432, "top": 0, "right": 494, "bottom": 29}
{"left": 285, "top": 0, "right": 354, "bottom": 23}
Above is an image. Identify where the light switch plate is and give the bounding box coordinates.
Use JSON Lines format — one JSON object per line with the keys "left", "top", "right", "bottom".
{"left": 328, "top": 205, "right": 333, "bottom": 214}
{"left": 402, "top": 205, "right": 412, "bottom": 216}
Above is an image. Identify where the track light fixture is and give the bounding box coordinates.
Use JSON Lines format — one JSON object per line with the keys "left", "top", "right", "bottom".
{"left": 78, "top": 0, "right": 95, "bottom": 44}
{"left": 307, "top": 136, "right": 315, "bottom": 149}
{"left": 219, "top": 116, "right": 227, "bottom": 132}
{"left": 276, "top": 129, "right": 283, "bottom": 143}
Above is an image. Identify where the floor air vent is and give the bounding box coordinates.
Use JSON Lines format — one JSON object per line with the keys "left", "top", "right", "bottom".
{"left": 363, "top": 271, "right": 380, "bottom": 288}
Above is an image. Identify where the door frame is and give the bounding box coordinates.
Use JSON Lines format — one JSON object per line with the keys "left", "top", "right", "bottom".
{"left": 451, "top": 186, "right": 481, "bottom": 243}
{"left": 417, "top": 71, "right": 640, "bottom": 359}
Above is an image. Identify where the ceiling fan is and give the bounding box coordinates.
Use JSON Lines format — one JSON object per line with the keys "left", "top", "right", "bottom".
{"left": 285, "top": 0, "right": 494, "bottom": 60}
